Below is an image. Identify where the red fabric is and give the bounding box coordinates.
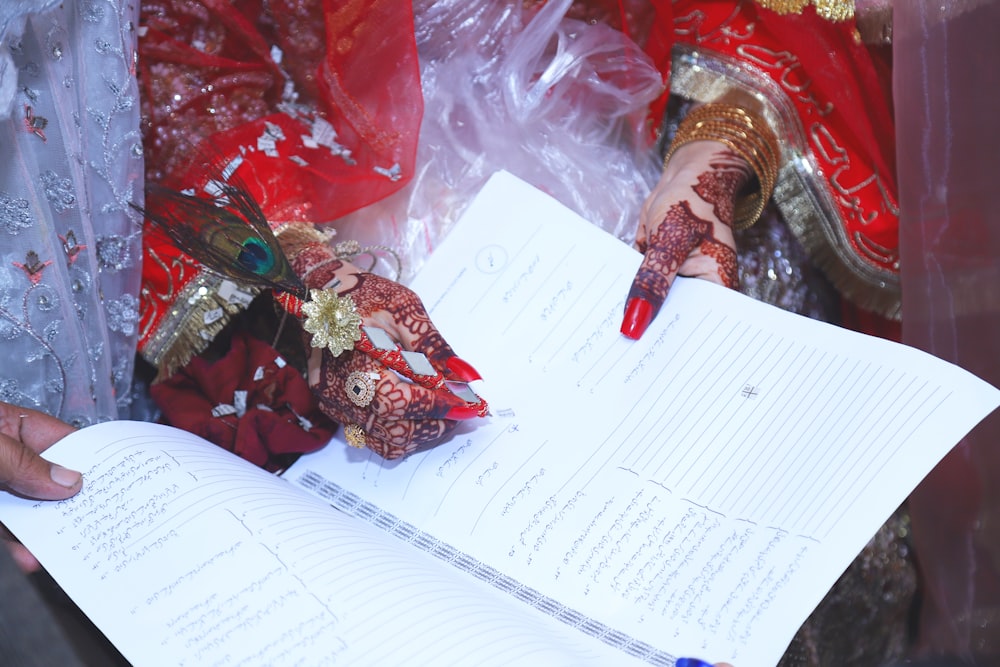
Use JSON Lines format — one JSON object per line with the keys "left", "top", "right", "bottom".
{"left": 137, "top": 0, "right": 423, "bottom": 354}
{"left": 151, "top": 330, "right": 336, "bottom": 471}
{"left": 894, "top": 0, "right": 1000, "bottom": 657}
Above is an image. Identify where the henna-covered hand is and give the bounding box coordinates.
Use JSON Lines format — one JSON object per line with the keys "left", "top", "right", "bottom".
{"left": 284, "top": 232, "right": 484, "bottom": 459}
{"left": 620, "top": 141, "right": 750, "bottom": 339}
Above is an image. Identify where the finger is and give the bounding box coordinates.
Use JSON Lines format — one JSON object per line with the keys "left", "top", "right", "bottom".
{"left": 0, "top": 432, "right": 82, "bottom": 500}
{"left": 0, "top": 403, "right": 75, "bottom": 453}
{"left": 676, "top": 244, "right": 738, "bottom": 289}
{"left": 366, "top": 418, "right": 461, "bottom": 459}
{"left": 318, "top": 350, "right": 473, "bottom": 424}
{"left": 5, "top": 540, "right": 41, "bottom": 574}
{"left": 312, "top": 353, "right": 467, "bottom": 460}
{"left": 621, "top": 200, "right": 709, "bottom": 339}
{"left": 328, "top": 414, "right": 459, "bottom": 461}
{"left": 373, "top": 376, "right": 480, "bottom": 421}
{"left": 346, "top": 274, "right": 481, "bottom": 382}
{"left": 2, "top": 513, "right": 41, "bottom": 573}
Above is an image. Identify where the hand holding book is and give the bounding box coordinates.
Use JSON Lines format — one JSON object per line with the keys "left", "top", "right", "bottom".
{"left": 0, "top": 401, "right": 81, "bottom": 572}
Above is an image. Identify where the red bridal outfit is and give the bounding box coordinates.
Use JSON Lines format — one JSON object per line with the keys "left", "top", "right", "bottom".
{"left": 624, "top": 0, "right": 900, "bottom": 336}
{"left": 135, "top": 0, "right": 422, "bottom": 468}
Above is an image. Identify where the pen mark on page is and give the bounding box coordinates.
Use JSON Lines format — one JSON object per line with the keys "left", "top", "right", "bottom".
{"left": 503, "top": 244, "right": 575, "bottom": 336}
{"left": 556, "top": 312, "right": 725, "bottom": 498}
{"left": 619, "top": 311, "right": 719, "bottom": 466}
{"left": 620, "top": 313, "right": 681, "bottom": 386}
{"left": 470, "top": 223, "right": 544, "bottom": 314}
{"left": 432, "top": 424, "right": 511, "bottom": 517}
{"left": 717, "top": 345, "right": 827, "bottom": 515}
{"left": 682, "top": 500, "right": 726, "bottom": 518}
{"left": 531, "top": 267, "right": 603, "bottom": 364}
{"left": 500, "top": 253, "right": 538, "bottom": 304}
{"left": 479, "top": 450, "right": 547, "bottom": 533}
{"left": 435, "top": 439, "right": 475, "bottom": 478}
{"left": 123, "top": 485, "right": 244, "bottom": 553}
{"left": 476, "top": 244, "right": 509, "bottom": 275}
{"left": 679, "top": 330, "right": 776, "bottom": 489}
{"left": 707, "top": 340, "right": 807, "bottom": 509}
{"left": 594, "top": 307, "right": 693, "bottom": 395}
{"left": 475, "top": 461, "right": 499, "bottom": 486}
{"left": 649, "top": 480, "right": 673, "bottom": 494}
{"left": 571, "top": 294, "right": 624, "bottom": 369}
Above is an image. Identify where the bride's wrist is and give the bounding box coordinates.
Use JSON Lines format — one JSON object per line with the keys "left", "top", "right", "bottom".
{"left": 275, "top": 223, "right": 358, "bottom": 291}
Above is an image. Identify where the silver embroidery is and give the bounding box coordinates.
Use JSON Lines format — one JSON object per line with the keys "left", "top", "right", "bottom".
{"left": 0, "top": 193, "right": 33, "bottom": 234}
{"left": 96, "top": 234, "right": 132, "bottom": 270}
{"left": 81, "top": 1, "right": 105, "bottom": 23}
{"left": 40, "top": 170, "right": 77, "bottom": 212}
{"left": 106, "top": 292, "right": 139, "bottom": 335}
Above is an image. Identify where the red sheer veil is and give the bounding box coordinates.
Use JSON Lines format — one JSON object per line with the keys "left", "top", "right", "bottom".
{"left": 895, "top": 0, "right": 1000, "bottom": 659}
{"left": 136, "top": 0, "right": 423, "bottom": 365}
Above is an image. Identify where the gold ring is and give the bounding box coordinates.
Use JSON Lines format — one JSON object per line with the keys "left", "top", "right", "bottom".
{"left": 344, "top": 423, "right": 367, "bottom": 449}
{"left": 345, "top": 370, "right": 379, "bottom": 408}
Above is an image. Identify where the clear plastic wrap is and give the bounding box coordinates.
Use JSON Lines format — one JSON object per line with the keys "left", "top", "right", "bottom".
{"left": 331, "top": 0, "right": 664, "bottom": 282}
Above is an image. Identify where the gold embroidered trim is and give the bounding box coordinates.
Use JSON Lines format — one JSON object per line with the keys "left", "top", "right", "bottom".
{"left": 665, "top": 44, "right": 900, "bottom": 320}
{"left": 142, "top": 269, "right": 261, "bottom": 377}
{"left": 755, "top": 0, "right": 855, "bottom": 22}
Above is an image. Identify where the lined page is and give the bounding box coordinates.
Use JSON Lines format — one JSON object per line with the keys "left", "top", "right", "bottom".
{"left": 286, "top": 171, "right": 1000, "bottom": 666}
{"left": 0, "top": 421, "right": 645, "bottom": 667}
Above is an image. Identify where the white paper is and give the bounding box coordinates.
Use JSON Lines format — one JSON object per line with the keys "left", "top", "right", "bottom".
{"left": 0, "top": 421, "right": 643, "bottom": 667}
{"left": 285, "top": 171, "right": 1000, "bottom": 666}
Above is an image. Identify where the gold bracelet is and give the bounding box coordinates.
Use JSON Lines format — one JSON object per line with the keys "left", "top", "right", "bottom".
{"left": 668, "top": 130, "right": 771, "bottom": 229}
{"left": 667, "top": 106, "right": 779, "bottom": 179}
{"left": 273, "top": 221, "right": 402, "bottom": 281}
{"left": 663, "top": 103, "right": 780, "bottom": 230}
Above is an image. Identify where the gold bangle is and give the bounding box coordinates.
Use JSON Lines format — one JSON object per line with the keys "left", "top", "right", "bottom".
{"left": 663, "top": 103, "right": 780, "bottom": 230}
{"left": 666, "top": 132, "right": 771, "bottom": 229}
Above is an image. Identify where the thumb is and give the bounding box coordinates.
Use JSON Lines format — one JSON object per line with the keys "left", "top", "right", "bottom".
{"left": 0, "top": 434, "right": 82, "bottom": 501}
{"left": 620, "top": 248, "right": 678, "bottom": 341}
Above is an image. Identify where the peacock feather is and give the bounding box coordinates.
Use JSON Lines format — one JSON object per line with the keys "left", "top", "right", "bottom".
{"left": 134, "top": 179, "right": 307, "bottom": 299}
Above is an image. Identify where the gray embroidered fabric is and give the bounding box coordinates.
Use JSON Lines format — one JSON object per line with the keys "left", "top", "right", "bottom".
{"left": 0, "top": 0, "right": 142, "bottom": 425}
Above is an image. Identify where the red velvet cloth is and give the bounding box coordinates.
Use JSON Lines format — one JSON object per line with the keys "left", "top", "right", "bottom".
{"left": 151, "top": 330, "right": 336, "bottom": 471}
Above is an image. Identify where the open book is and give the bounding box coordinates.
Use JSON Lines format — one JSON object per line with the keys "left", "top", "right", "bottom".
{"left": 2, "top": 172, "right": 998, "bottom": 666}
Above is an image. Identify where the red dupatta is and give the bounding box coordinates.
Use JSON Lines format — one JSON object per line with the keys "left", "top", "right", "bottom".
{"left": 605, "top": 0, "right": 901, "bottom": 335}
{"left": 136, "top": 0, "right": 422, "bottom": 366}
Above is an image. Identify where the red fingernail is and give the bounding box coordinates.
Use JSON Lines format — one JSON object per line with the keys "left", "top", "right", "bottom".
{"left": 445, "top": 404, "right": 484, "bottom": 420}
{"left": 446, "top": 357, "right": 482, "bottom": 382}
{"left": 621, "top": 297, "right": 653, "bottom": 340}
